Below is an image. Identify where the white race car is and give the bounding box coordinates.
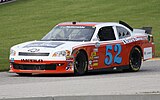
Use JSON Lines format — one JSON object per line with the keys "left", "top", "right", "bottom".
{"left": 9, "top": 21, "right": 155, "bottom": 76}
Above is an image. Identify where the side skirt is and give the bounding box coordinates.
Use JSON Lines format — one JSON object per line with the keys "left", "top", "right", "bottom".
{"left": 88, "top": 65, "right": 129, "bottom": 73}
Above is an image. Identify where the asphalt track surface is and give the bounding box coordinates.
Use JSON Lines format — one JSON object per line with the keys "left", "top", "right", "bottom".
{"left": 0, "top": 60, "right": 160, "bottom": 99}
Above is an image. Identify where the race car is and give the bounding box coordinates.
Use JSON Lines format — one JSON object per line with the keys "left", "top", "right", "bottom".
{"left": 9, "top": 21, "right": 155, "bottom": 76}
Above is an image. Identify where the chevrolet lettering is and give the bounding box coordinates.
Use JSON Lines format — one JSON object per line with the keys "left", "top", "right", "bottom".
{"left": 21, "top": 59, "right": 43, "bottom": 63}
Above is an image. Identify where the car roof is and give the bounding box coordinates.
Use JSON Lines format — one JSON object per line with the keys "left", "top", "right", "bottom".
{"left": 57, "top": 22, "right": 120, "bottom": 27}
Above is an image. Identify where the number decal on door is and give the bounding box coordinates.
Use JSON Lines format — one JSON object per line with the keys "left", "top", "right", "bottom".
{"left": 114, "top": 44, "right": 122, "bottom": 64}
{"left": 105, "top": 44, "right": 122, "bottom": 65}
{"left": 105, "top": 45, "right": 112, "bottom": 65}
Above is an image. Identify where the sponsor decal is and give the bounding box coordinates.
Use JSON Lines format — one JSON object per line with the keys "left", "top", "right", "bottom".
{"left": 89, "top": 43, "right": 100, "bottom": 67}
{"left": 90, "top": 52, "right": 99, "bottom": 60}
{"left": 24, "top": 42, "right": 64, "bottom": 48}
{"left": 28, "top": 48, "right": 40, "bottom": 53}
{"left": 21, "top": 59, "right": 43, "bottom": 63}
{"left": 93, "top": 60, "right": 98, "bottom": 63}
{"left": 89, "top": 60, "right": 98, "bottom": 66}
{"left": 93, "top": 56, "right": 99, "bottom": 59}
{"left": 144, "top": 47, "right": 152, "bottom": 60}
{"left": 60, "top": 26, "right": 85, "bottom": 29}
{"left": 89, "top": 56, "right": 93, "bottom": 60}
{"left": 92, "top": 63, "right": 98, "bottom": 67}
{"left": 92, "top": 52, "right": 97, "bottom": 57}
{"left": 66, "top": 62, "right": 73, "bottom": 71}
{"left": 89, "top": 46, "right": 99, "bottom": 67}
{"left": 93, "top": 48, "right": 98, "bottom": 52}
{"left": 66, "top": 56, "right": 74, "bottom": 61}
{"left": 122, "top": 37, "right": 147, "bottom": 44}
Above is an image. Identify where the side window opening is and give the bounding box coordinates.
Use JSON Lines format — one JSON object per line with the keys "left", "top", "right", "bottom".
{"left": 116, "top": 26, "right": 131, "bottom": 39}
{"left": 98, "top": 26, "right": 116, "bottom": 41}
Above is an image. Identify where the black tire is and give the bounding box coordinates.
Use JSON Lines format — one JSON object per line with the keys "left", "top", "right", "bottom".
{"left": 17, "top": 73, "right": 32, "bottom": 76}
{"left": 74, "top": 51, "right": 88, "bottom": 75}
{"left": 128, "top": 47, "right": 142, "bottom": 72}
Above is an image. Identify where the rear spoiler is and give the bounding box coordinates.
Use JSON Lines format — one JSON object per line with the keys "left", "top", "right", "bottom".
{"left": 142, "top": 27, "right": 152, "bottom": 34}
{"left": 119, "top": 21, "right": 152, "bottom": 35}
{"left": 142, "top": 27, "right": 154, "bottom": 43}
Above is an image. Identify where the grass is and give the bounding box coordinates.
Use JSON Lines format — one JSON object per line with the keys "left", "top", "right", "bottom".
{"left": 0, "top": 0, "right": 160, "bottom": 71}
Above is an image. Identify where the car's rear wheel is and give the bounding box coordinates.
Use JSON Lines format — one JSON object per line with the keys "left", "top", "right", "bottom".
{"left": 128, "top": 47, "right": 142, "bottom": 72}
{"left": 17, "top": 73, "right": 32, "bottom": 76}
{"left": 74, "top": 51, "right": 88, "bottom": 75}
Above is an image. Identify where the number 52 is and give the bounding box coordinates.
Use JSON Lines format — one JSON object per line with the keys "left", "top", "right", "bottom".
{"left": 105, "top": 44, "right": 122, "bottom": 65}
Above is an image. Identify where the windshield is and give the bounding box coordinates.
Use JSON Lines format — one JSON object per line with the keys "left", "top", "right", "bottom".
{"left": 41, "top": 26, "right": 95, "bottom": 41}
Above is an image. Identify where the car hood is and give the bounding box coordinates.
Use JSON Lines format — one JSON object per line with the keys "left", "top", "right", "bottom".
{"left": 11, "top": 41, "right": 88, "bottom": 54}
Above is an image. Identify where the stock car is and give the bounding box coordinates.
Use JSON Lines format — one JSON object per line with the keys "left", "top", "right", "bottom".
{"left": 9, "top": 21, "right": 155, "bottom": 76}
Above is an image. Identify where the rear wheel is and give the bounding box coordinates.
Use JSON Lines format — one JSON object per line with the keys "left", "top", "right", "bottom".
{"left": 128, "top": 47, "right": 142, "bottom": 72}
{"left": 74, "top": 51, "right": 88, "bottom": 75}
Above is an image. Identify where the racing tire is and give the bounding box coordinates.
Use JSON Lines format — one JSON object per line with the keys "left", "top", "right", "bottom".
{"left": 74, "top": 51, "right": 88, "bottom": 75}
{"left": 128, "top": 47, "right": 142, "bottom": 72}
{"left": 17, "top": 73, "right": 32, "bottom": 76}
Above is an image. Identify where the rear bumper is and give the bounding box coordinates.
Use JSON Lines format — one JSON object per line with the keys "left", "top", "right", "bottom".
{"left": 9, "top": 60, "right": 74, "bottom": 74}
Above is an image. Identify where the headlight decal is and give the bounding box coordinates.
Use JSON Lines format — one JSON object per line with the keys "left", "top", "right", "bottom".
{"left": 53, "top": 50, "right": 71, "bottom": 57}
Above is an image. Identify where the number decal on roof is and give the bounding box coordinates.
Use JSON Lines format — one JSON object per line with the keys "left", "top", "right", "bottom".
{"left": 105, "top": 44, "right": 122, "bottom": 65}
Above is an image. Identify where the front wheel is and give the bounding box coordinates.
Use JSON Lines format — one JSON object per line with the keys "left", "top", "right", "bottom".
{"left": 128, "top": 47, "right": 142, "bottom": 72}
{"left": 74, "top": 51, "right": 88, "bottom": 75}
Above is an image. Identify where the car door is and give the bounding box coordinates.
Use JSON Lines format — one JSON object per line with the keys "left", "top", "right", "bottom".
{"left": 93, "top": 26, "right": 128, "bottom": 69}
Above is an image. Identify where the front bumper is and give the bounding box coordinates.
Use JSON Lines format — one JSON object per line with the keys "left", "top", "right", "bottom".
{"left": 9, "top": 60, "right": 74, "bottom": 74}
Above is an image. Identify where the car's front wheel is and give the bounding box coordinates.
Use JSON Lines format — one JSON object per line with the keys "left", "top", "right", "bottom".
{"left": 74, "top": 51, "right": 88, "bottom": 75}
